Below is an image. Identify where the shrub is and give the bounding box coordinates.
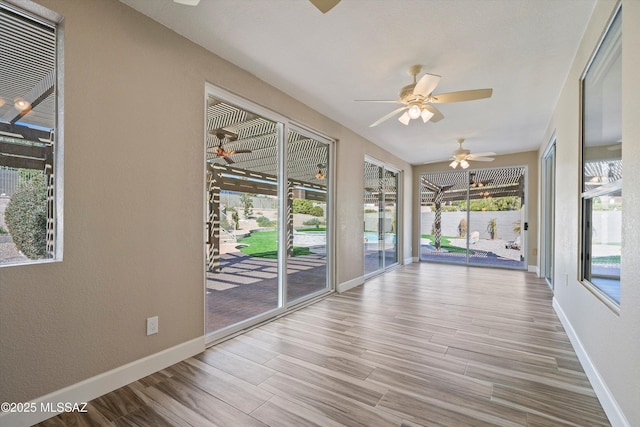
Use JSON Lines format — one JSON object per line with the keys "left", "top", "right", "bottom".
{"left": 4, "top": 173, "right": 47, "bottom": 259}
{"left": 256, "top": 216, "right": 275, "bottom": 227}
{"left": 0, "top": 225, "right": 8, "bottom": 235}
{"left": 309, "top": 206, "right": 324, "bottom": 217}
{"left": 303, "top": 217, "right": 321, "bottom": 228}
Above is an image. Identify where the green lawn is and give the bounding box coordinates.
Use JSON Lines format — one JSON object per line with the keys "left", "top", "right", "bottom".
{"left": 295, "top": 227, "right": 326, "bottom": 232}
{"left": 237, "top": 230, "right": 312, "bottom": 259}
{"left": 421, "top": 234, "right": 472, "bottom": 254}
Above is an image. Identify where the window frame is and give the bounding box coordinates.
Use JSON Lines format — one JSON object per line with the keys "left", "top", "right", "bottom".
{"left": 579, "top": 4, "right": 622, "bottom": 310}
{"left": 0, "top": 1, "right": 64, "bottom": 267}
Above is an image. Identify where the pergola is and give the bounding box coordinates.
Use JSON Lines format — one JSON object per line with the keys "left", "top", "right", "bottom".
{"left": 205, "top": 97, "right": 329, "bottom": 272}
{"left": 0, "top": 7, "right": 56, "bottom": 257}
{"left": 420, "top": 167, "right": 526, "bottom": 251}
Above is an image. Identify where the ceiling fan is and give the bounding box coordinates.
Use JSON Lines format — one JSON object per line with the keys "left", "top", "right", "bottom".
{"left": 210, "top": 129, "right": 251, "bottom": 164}
{"left": 357, "top": 65, "right": 493, "bottom": 127}
{"left": 449, "top": 139, "right": 495, "bottom": 169}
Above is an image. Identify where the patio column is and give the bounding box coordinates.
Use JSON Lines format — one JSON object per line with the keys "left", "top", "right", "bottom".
{"left": 44, "top": 161, "right": 55, "bottom": 259}
{"left": 287, "top": 181, "right": 294, "bottom": 257}
{"left": 434, "top": 189, "right": 443, "bottom": 251}
{"left": 207, "top": 167, "right": 221, "bottom": 272}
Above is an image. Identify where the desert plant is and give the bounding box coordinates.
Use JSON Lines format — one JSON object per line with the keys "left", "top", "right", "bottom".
{"left": 458, "top": 218, "right": 467, "bottom": 237}
{"left": 240, "top": 192, "right": 254, "bottom": 218}
{"left": 513, "top": 220, "right": 521, "bottom": 233}
{"left": 303, "top": 217, "right": 321, "bottom": 228}
{"left": 256, "top": 216, "right": 275, "bottom": 227}
{"left": 487, "top": 218, "right": 498, "bottom": 239}
{"left": 4, "top": 173, "right": 47, "bottom": 259}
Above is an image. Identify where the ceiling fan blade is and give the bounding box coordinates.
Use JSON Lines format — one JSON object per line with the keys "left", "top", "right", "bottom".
{"left": 223, "top": 156, "right": 235, "bottom": 164}
{"left": 431, "top": 88, "right": 493, "bottom": 103}
{"left": 469, "top": 156, "right": 495, "bottom": 162}
{"left": 370, "top": 106, "right": 408, "bottom": 127}
{"left": 468, "top": 151, "right": 496, "bottom": 158}
{"left": 309, "top": 0, "right": 340, "bottom": 13}
{"left": 413, "top": 73, "right": 441, "bottom": 97}
{"left": 354, "top": 99, "right": 402, "bottom": 103}
{"left": 422, "top": 104, "right": 444, "bottom": 122}
{"left": 174, "top": 0, "right": 200, "bottom": 5}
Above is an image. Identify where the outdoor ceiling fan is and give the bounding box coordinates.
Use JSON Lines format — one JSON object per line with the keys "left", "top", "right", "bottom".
{"left": 357, "top": 65, "right": 493, "bottom": 127}
{"left": 449, "top": 139, "right": 496, "bottom": 169}
{"left": 210, "top": 129, "right": 251, "bottom": 164}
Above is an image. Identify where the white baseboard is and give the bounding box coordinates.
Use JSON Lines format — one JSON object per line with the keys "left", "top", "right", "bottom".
{"left": 0, "top": 336, "right": 205, "bottom": 427}
{"left": 528, "top": 264, "right": 538, "bottom": 274}
{"left": 412, "top": 256, "right": 419, "bottom": 263}
{"left": 337, "top": 276, "right": 364, "bottom": 293}
{"left": 552, "top": 299, "right": 629, "bottom": 427}
{"left": 404, "top": 257, "right": 414, "bottom": 265}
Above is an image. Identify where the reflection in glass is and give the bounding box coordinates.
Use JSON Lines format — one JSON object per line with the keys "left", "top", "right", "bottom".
{"left": 584, "top": 191, "right": 622, "bottom": 304}
{"left": 581, "top": 8, "right": 621, "bottom": 304}
{"left": 364, "top": 160, "right": 399, "bottom": 276}
{"left": 420, "top": 167, "right": 525, "bottom": 270}
{"left": 286, "top": 131, "right": 329, "bottom": 303}
{"left": 205, "top": 96, "right": 281, "bottom": 335}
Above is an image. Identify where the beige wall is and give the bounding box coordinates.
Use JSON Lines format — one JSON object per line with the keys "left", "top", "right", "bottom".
{"left": 0, "top": 0, "right": 412, "bottom": 404}
{"left": 412, "top": 151, "right": 539, "bottom": 268}
{"left": 542, "top": 0, "right": 640, "bottom": 425}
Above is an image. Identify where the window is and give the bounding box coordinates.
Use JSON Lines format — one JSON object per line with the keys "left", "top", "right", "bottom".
{"left": 581, "top": 7, "right": 621, "bottom": 305}
{"left": 0, "top": 3, "right": 60, "bottom": 266}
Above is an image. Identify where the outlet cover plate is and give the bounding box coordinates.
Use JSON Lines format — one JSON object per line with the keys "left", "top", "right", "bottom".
{"left": 146, "top": 316, "right": 158, "bottom": 335}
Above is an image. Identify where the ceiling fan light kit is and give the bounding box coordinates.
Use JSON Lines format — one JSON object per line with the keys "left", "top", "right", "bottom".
{"left": 448, "top": 139, "right": 496, "bottom": 169}
{"left": 357, "top": 65, "right": 493, "bottom": 127}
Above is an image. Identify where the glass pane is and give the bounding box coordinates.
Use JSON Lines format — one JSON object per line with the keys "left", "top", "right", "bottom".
{"left": 384, "top": 169, "right": 398, "bottom": 267}
{"left": 0, "top": 6, "right": 57, "bottom": 266}
{"left": 205, "top": 96, "right": 281, "bottom": 334}
{"left": 286, "top": 131, "right": 329, "bottom": 303}
{"left": 582, "top": 10, "right": 621, "bottom": 191}
{"left": 364, "top": 161, "right": 383, "bottom": 275}
{"left": 466, "top": 168, "right": 526, "bottom": 269}
{"left": 581, "top": 8, "right": 621, "bottom": 304}
{"left": 420, "top": 167, "right": 526, "bottom": 270}
{"left": 543, "top": 145, "right": 556, "bottom": 285}
{"left": 419, "top": 170, "right": 469, "bottom": 264}
{"left": 585, "top": 190, "right": 622, "bottom": 303}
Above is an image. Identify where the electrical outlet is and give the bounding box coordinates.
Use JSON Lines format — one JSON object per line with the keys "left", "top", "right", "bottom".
{"left": 146, "top": 316, "right": 158, "bottom": 336}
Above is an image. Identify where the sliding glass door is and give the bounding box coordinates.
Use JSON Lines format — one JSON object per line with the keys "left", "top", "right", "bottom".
{"left": 420, "top": 166, "right": 526, "bottom": 270}
{"left": 542, "top": 141, "right": 556, "bottom": 288}
{"left": 364, "top": 158, "right": 399, "bottom": 276}
{"left": 286, "top": 127, "right": 331, "bottom": 304}
{"left": 205, "top": 85, "right": 333, "bottom": 342}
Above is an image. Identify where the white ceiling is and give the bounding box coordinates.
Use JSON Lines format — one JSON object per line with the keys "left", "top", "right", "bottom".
{"left": 120, "top": 0, "right": 595, "bottom": 165}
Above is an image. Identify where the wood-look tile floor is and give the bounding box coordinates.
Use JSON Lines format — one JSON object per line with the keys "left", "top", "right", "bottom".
{"left": 36, "top": 263, "right": 611, "bottom": 426}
